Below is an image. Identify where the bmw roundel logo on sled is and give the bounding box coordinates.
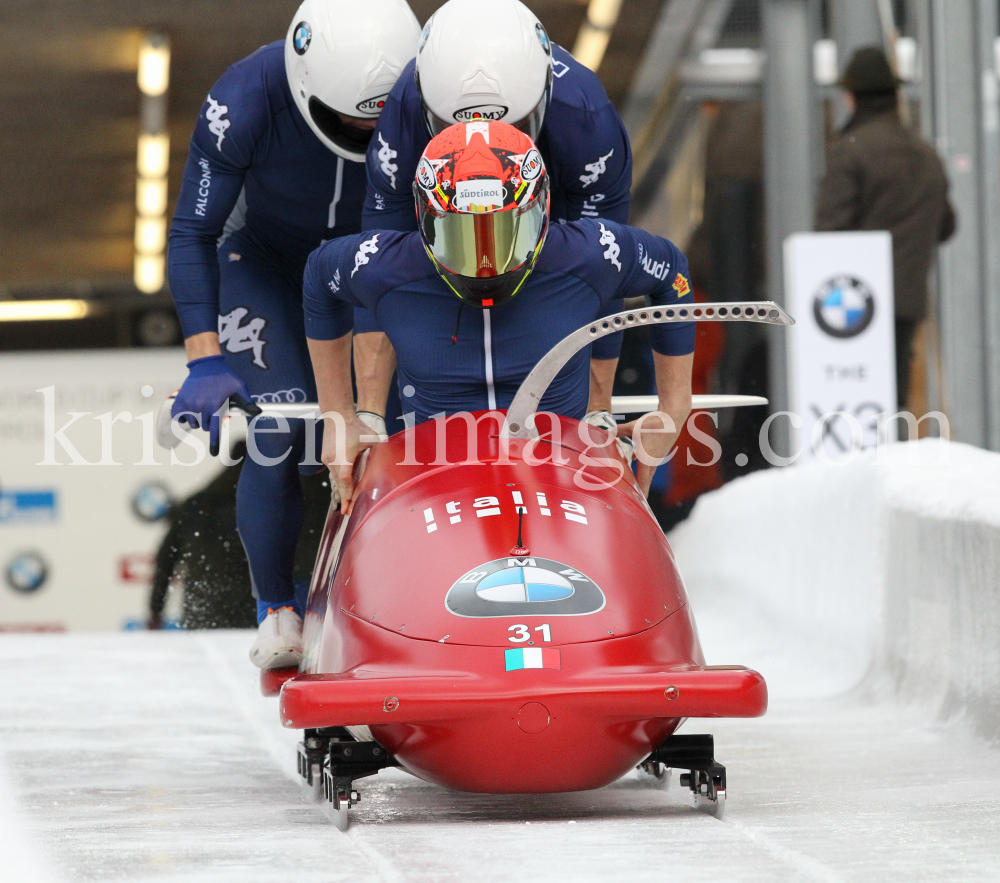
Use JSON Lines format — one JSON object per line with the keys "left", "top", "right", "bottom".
{"left": 446, "top": 557, "right": 605, "bottom": 618}
{"left": 293, "top": 22, "right": 312, "bottom": 55}
{"left": 813, "top": 275, "right": 875, "bottom": 338}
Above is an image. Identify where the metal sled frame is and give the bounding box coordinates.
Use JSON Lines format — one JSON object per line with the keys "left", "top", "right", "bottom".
{"left": 503, "top": 301, "right": 793, "bottom": 440}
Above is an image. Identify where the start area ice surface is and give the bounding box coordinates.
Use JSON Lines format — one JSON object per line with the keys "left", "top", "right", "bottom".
{"left": 2, "top": 630, "right": 999, "bottom": 882}
{"left": 7, "top": 442, "right": 1000, "bottom": 882}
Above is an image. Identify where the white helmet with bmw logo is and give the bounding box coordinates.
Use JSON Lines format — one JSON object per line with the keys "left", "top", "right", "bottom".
{"left": 285, "top": 0, "right": 421, "bottom": 162}
{"left": 416, "top": 0, "right": 554, "bottom": 140}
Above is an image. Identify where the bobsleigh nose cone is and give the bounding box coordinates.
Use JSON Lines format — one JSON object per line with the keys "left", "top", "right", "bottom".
{"left": 517, "top": 702, "right": 551, "bottom": 734}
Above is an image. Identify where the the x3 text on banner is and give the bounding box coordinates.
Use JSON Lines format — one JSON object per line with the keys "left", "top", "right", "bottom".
{"left": 785, "top": 231, "right": 897, "bottom": 463}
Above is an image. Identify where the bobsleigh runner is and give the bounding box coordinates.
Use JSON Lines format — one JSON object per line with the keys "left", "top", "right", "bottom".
{"left": 161, "top": 301, "right": 792, "bottom": 829}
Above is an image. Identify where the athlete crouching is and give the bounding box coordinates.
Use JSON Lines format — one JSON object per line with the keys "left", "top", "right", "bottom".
{"left": 304, "top": 121, "right": 696, "bottom": 515}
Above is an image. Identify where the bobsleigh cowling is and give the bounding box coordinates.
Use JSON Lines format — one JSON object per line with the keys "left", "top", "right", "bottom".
{"left": 273, "top": 302, "right": 791, "bottom": 826}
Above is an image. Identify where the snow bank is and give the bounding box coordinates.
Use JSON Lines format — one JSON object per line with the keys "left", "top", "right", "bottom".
{"left": 670, "top": 440, "right": 1000, "bottom": 740}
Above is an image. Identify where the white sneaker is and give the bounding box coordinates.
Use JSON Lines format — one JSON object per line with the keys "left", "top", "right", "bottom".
{"left": 249, "top": 607, "right": 303, "bottom": 670}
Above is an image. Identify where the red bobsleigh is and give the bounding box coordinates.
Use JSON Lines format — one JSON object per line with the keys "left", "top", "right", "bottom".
{"left": 269, "top": 302, "right": 792, "bottom": 827}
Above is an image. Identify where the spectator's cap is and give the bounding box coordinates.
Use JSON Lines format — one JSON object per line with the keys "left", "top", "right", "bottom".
{"left": 839, "top": 46, "right": 902, "bottom": 94}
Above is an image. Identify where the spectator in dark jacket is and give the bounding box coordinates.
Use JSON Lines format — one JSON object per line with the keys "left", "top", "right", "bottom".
{"left": 816, "top": 46, "right": 956, "bottom": 409}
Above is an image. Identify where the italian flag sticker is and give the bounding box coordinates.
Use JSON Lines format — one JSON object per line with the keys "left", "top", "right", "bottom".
{"left": 505, "top": 648, "right": 561, "bottom": 671}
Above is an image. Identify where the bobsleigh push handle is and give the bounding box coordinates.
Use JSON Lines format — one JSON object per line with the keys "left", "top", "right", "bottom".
{"left": 502, "top": 301, "right": 794, "bottom": 441}
{"left": 209, "top": 395, "right": 262, "bottom": 457}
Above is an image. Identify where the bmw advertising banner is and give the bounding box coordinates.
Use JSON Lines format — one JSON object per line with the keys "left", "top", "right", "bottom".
{"left": 784, "top": 232, "right": 897, "bottom": 463}
{"left": 0, "top": 350, "right": 222, "bottom": 631}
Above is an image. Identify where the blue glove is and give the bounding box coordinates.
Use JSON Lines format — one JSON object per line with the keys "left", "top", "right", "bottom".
{"left": 172, "top": 355, "right": 251, "bottom": 456}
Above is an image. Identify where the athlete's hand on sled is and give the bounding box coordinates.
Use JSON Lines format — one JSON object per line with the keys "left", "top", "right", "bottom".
{"left": 617, "top": 410, "right": 678, "bottom": 498}
{"left": 322, "top": 410, "right": 386, "bottom": 515}
{"left": 172, "top": 355, "right": 251, "bottom": 456}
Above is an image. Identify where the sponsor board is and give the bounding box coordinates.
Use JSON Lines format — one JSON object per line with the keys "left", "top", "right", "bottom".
{"left": 785, "top": 232, "right": 897, "bottom": 461}
{"left": 0, "top": 349, "right": 222, "bottom": 630}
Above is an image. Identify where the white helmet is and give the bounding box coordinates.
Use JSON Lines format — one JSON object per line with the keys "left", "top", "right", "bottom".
{"left": 285, "top": 0, "right": 421, "bottom": 161}
{"left": 415, "top": 0, "right": 554, "bottom": 140}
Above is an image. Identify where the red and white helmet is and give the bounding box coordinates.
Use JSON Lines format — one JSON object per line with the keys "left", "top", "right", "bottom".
{"left": 414, "top": 121, "right": 550, "bottom": 308}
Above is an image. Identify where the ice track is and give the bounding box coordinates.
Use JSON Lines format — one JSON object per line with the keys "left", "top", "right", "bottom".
{"left": 5, "top": 444, "right": 1000, "bottom": 881}
{"left": 1, "top": 629, "right": 999, "bottom": 883}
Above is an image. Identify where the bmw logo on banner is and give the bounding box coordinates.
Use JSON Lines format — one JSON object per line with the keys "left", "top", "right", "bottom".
{"left": 785, "top": 232, "right": 897, "bottom": 461}
{"left": 446, "top": 557, "right": 605, "bottom": 618}
{"left": 813, "top": 275, "right": 875, "bottom": 338}
{"left": 131, "top": 481, "right": 174, "bottom": 523}
{"left": 6, "top": 551, "right": 48, "bottom": 594}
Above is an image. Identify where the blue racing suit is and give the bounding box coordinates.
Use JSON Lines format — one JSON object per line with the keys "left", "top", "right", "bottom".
{"left": 303, "top": 220, "right": 695, "bottom": 422}
{"left": 167, "top": 41, "right": 367, "bottom": 608}
{"left": 355, "top": 45, "right": 633, "bottom": 368}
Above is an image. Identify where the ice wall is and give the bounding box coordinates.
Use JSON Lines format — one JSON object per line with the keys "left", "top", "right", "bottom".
{"left": 670, "top": 440, "right": 1000, "bottom": 741}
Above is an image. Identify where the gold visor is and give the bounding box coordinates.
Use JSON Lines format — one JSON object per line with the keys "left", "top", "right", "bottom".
{"left": 421, "top": 194, "right": 547, "bottom": 279}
